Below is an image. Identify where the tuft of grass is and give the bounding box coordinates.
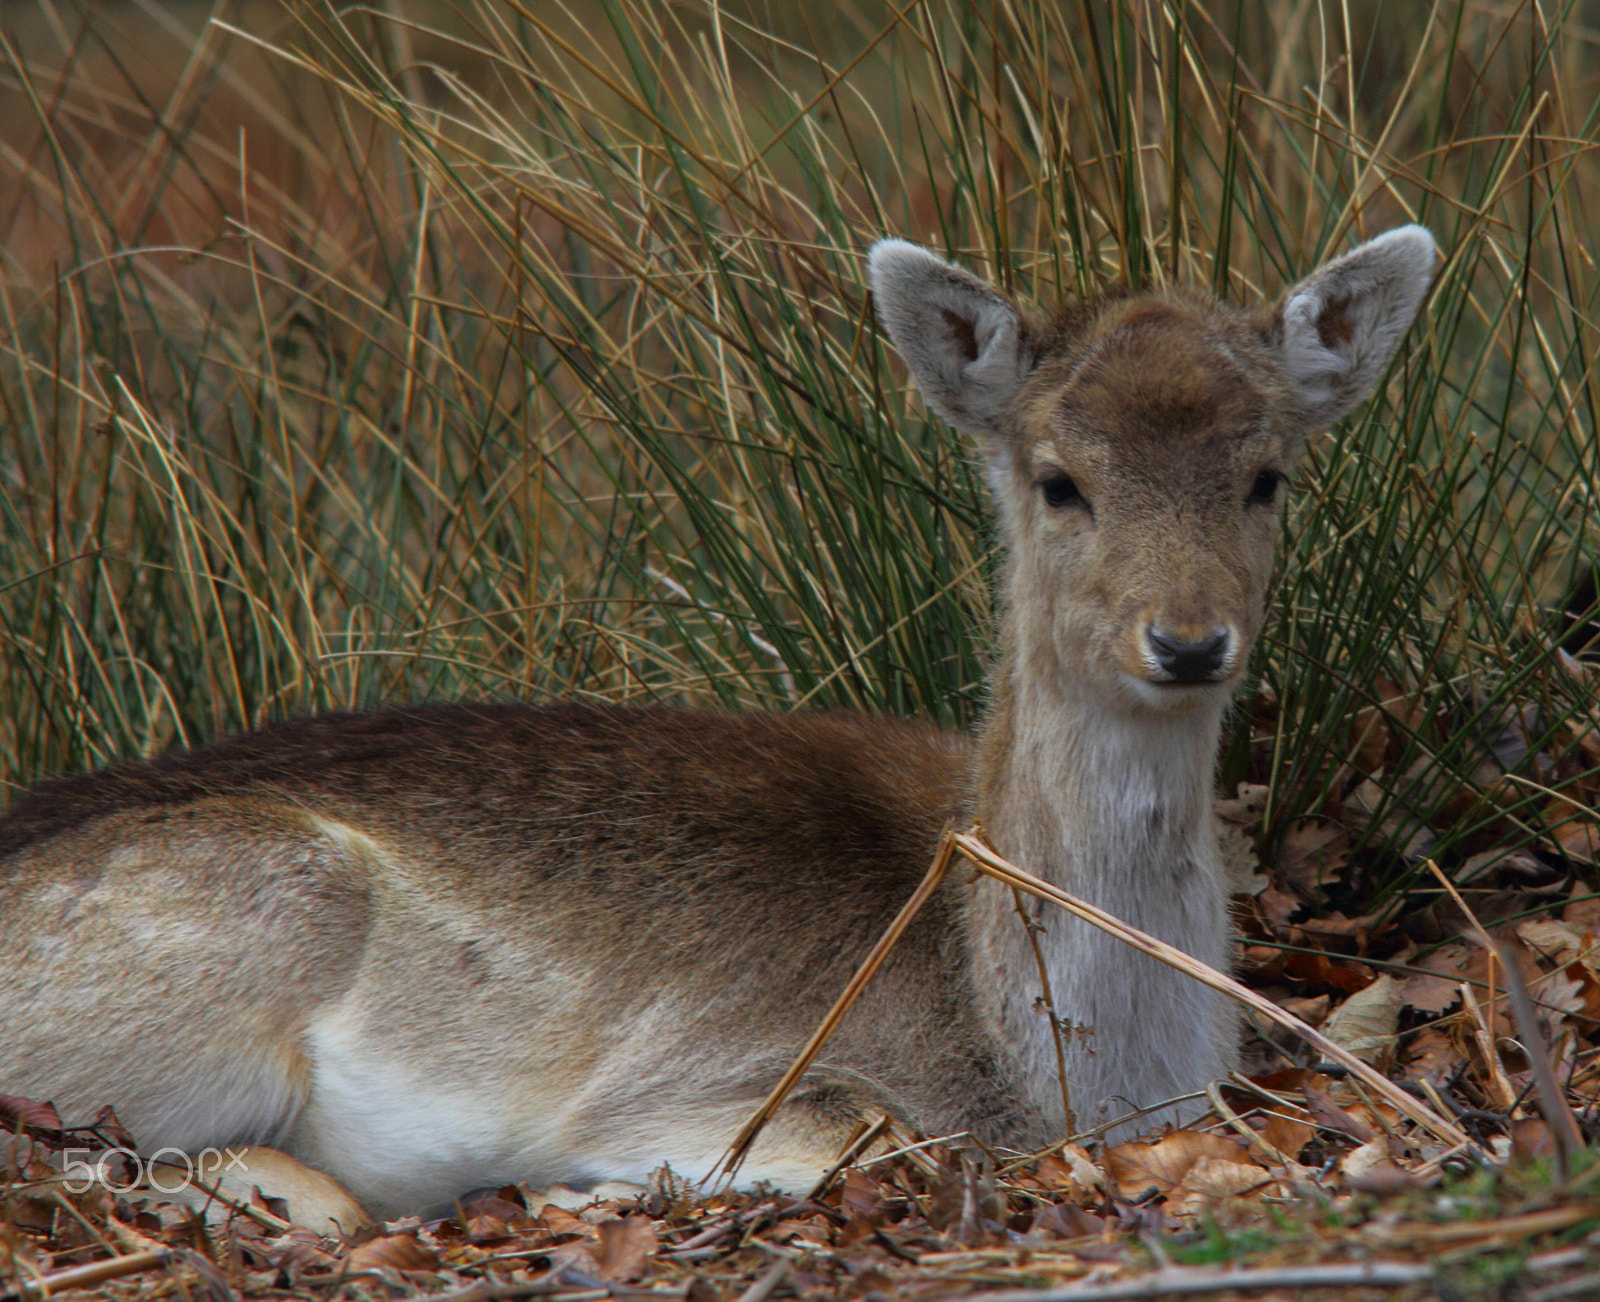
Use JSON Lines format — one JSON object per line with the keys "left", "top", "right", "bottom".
{"left": 3, "top": 0, "right": 1600, "bottom": 908}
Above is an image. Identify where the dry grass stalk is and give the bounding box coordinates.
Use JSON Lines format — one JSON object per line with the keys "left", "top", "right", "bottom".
{"left": 1426, "top": 859, "right": 1524, "bottom": 1114}
{"left": 949, "top": 832, "right": 1478, "bottom": 1154}
{"left": 0, "top": 1249, "right": 171, "bottom": 1302}
{"left": 714, "top": 828, "right": 959, "bottom": 1182}
{"left": 1491, "top": 937, "right": 1587, "bottom": 1172}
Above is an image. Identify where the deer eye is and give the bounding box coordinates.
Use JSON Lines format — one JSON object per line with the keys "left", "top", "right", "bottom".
{"left": 1039, "top": 473, "right": 1083, "bottom": 509}
{"left": 1247, "top": 470, "right": 1283, "bottom": 506}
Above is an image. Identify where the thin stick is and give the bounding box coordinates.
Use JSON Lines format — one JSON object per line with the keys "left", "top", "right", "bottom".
{"left": 806, "top": 1113, "right": 893, "bottom": 1201}
{"left": 714, "top": 829, "right": 958, "bottom": 1182}
{"left": 1, "top": 1249, "right": 171, "bottom": 1302}
{"left": 146, "top": 1156, "right": 295, "bottom": 1234}
{"left": 1426, "top": 859, "right": 1521, "bottom": 1112}
{"left": 941, "top": 1259, "right": 1432, "bottom": 1301}
{"left": 1492, "top": 937, "right": 1586, "bottom": 1172}
{"left": 1203, "top": 1082, "right": 1299, "bottom": 1170}
{"left": 1006, "top": 854, "right": 1075, "bottom": 1133}
{"left": 950, "top": 832, "right": 1478, "bottom": 1154}
{"left": 732, "top": 1260, "right": 790, "bottom": 1302}
{"left": 1462, "top": 980, "right": 1518, "bottom": 1112}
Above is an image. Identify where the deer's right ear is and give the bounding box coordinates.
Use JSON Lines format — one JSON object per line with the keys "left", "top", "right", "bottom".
{"left": 869, "top": 240, "right": 1031, "bottom": 439}
{"left": 1273, "top": 225, "right": 1437, "bottom": 430}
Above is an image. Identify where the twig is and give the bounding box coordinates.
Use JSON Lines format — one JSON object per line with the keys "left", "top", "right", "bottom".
{"left": 950, "top": 832, "right": 1478, "bottom": 1154}
{"left": 1426, "top": 860, "right": 1521, "bottom": 1113}
{"left": 733, "top": 1259, "right": 790, "bottom": 1302}
{"left": 941, "top": 1260, "right": 1433, "bottom": 1300}
{"left": 1003, "top": 837, "right": 1075, "bottom": 1133}
{"left": 1460, "top": 980, "right": 1518, "bottom": 1112}
{"left": 1, "top": 1249, "right": 172, "bottom": 1302}
{"left": 714, "top": 829, "right": 958, "bottom": 1183}
{"left": 1491, "top": 937, "right": 1586, "bottom": 1172}
{"left": 1202, "top": 1083, "right": 1299, "bottom": 1170}
{"left": 148, "top": 1158, "right": 295, "bottom": 1234}
{"left": 423, "top": 1283, "right": 614, "bottom": 1302}
{"left": 856, "top": 1132, "right": 970, "bottom": 1171}
{"left": 806, "top": 1113, "right": 893, "bottom": 1201}
{"left": 1529, "top": 1273, "right": 1600, "bottom": 1302}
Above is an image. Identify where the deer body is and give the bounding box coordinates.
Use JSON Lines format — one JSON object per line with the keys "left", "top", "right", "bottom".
{"left": 0, "top": 229, "right": 1435, "bottom": 1218}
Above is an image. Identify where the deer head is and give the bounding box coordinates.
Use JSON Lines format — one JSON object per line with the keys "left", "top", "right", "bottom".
{"left": 869, "top": 229, "right": 1436, "bottom": 714}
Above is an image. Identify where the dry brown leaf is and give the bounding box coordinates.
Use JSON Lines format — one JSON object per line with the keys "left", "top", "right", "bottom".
{"left": 1530, "top": 967, "right": 1587, "bottom": 1040}
{"left": 1398, "top": 942, "right": 1473, "bottom": 1014}
{"left": 1400, "top": 1026, "right": 1466, "bottom": 1085}
{"left": 1564, "top": 882, "right": 1600, "bottom": 932}
{"left": 1037, "top": 1144, "right": 1102, "bottom": 1199}
{"left": 1255, "top": 886, "right": 1300, "bottom": 936}
{"left": 1549, "top": 811, "right": 1600, "bottom": 864}
{"left": 1518, "top": 918, "right": 1584, "bottom": 962}
{"left": 1028, "top": 1202, "right": 1103, "bottom": 1240}
{"left": 1102, "top": 1131, "right": 1256, "bottom": 1201}
{"left": 1276, "top": 819, "right": 1349, "bottom": 902}
{"left": 540, "top": 1204, "right": 601, "bottom": 1240}
{"left": 1174, "top": 1155, "right": 1269, "bottom": 1201}
{"left": 1337, "top": 1138, "right": 1391, "bottom": 1184}
{"left": 1282, "top": 948, "right": 1376, "bottom": 994}
{"left": 1321, "top": 973, "right": 1402, "bottom": 1061}
{"left": 1302, "top": 1083, "right": 1377, "bottom": 1144}
{"left": 929, "top": 1153, "right": 1004, "bottom": 1247}
{"left": 1256, "top": 1109, "right": 1315, "bottom": 1161}
{"left": 1509, "top": 1117, "right": 1558, "bottom": 1164}
{"left": 1219, "top": 823, "right": 1267, "bottom": 896}
{"left": 593, "top": 1215, "right": 657, "bottom": 1281}
{"left": 840, "top": 1169, "right": 887, "bottom": 1224}
{"left": 346, "top": 1233, "right": 440, "bottom": 1274}
{"left": 1274, "top": 993, "right": 1330, "bottom": 1028}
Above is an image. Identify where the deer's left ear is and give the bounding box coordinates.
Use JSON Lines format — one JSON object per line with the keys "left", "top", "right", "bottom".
{"left": 868, "top": 239, "right": 1033, "bottom": 440}
{"left": 1273, "top": 225, "right": 1437, "bottom": 429}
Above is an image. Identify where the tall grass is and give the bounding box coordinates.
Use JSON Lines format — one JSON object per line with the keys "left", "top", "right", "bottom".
{"left": 3, "top": 0, "right": 1599, "bottom": 899}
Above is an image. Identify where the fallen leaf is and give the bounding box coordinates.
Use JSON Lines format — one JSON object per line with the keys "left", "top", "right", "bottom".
{"left": 1037, "top": 1144, "right": 1102, "bottom": 1198}
{"left": 1219, "top": 823, "right": 1268, "bottom": 896}
{"left": 1302, "top": 1083, "right": 1377, "bottom": 1144}
{"left": 1274, "top": 993, "right": 1330, "bottom": 1028}
{"left": 1256, "top": 886, "right": 1300, "bottom": 935}
{"left": 1564, "top": 883, "right": 1600, "bottom": 932}
{"left": 929, "top": 1153, "right": 1004, "bottom": 1247}
{"left": 1517, "top": 918, "right": 1584, "bottom": 962}
{"left": 346, "top": 1233, "right": 440, "bottom": 1273}
{"left": 1400, "top": 1026, "right": 1465, "bottom": 1085}
{"left": 1216, "top": 783, "right": 1269, "bottom": 827}
{"left": 1103, "top": 1131, "right": 1256, "bottom": 1201}
{"left": 1282, "top": 949, "right": 1375, "bottom": 994}
{"left": 1397, "top": 943, "right": 1473, "bottom": 1014}
{"left": 593, "top": 1215, "right": 657, "bottom": 1281}
{"left": 0, "top": 1095, "right": 63, "bottom": 1137}
{"left": 1276, "top": 819, "right": 1349, "bottom": 902}
{"left": 1509, "top": 1117, "right": 1557, "bottom": 1164}
{"left": 1028, "top": 1202, "right": 1103, "bottom": 1240}
{"left": 840, "top": 1169, "right": 887, "bottom": 1225}
{"left": 540, "top": 1205, "right": 600, "bottom": 1240}
{"left": 1256, "top": 1109, "right": 1315, "bottom": 1161}
{"left": 1321, "top": 973, "right": 1402, "bottom": 1061}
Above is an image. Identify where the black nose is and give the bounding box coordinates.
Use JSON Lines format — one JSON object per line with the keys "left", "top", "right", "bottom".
{"left": 1147, "top": 627, "right": 1230, "bottom": 683}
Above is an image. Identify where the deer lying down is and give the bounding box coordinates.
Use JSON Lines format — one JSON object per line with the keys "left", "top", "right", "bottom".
{"left": 0, "top": 228, "right": 1435, "bottom": 1219}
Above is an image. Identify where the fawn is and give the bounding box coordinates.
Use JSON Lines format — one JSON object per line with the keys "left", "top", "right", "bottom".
{"left": 0, "top": 227, "right": 1434, "bottom": 1218}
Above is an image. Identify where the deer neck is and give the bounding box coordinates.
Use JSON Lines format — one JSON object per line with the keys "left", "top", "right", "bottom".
{"left": 965, "top": 606, "right": 1237, "bottom": 1138}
